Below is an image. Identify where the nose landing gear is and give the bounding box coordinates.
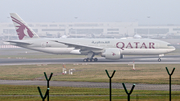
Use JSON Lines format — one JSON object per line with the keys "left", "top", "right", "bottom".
{"left": 158, "top": 58, "right": 161, "bottom": 62}
{"left": 158, "top": 54, "right": 164, "bottom": 62}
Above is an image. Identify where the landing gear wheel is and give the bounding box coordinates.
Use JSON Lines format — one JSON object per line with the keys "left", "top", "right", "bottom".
{"left": 86, "top": 58, "right": 90, "bottom": 62}
{"left": 83, "top": 58, "right": 98, "bottom": 62}
{"left": 83, "top": 58, "right": 87, "bottom": 62}
{"left": 158, "top": 58, "right": 161, "bottom": 62}
{"left": 90, "top": 58, "right": 94, "bottom": 62}
{"left": 94, "top": 58, "right": 98, "bottom": 62}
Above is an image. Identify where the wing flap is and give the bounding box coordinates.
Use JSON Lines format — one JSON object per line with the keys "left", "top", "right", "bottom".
{"left": 52, "top": 40, "right": 103, "bottom": 50}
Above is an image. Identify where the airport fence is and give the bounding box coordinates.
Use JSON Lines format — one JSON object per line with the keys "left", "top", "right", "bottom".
{"left": 0, "top": 64, "right": 180, "bottom": 101}
{"left": 34, "top": 67, "right": 179, "bottom": 101}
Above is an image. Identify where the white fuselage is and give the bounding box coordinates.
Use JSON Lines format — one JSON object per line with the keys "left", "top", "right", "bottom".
{"left": 13, "top": 38, "right": 175, "bottom": 56}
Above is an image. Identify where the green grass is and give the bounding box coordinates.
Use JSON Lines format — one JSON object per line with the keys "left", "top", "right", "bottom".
{"left": 0, "top": 64, "right": 180, "bottom": 100}
{"left": 0, "top": 64, "right": 180, "bottom": 84}
{"left": 0, "top": 85, "right": 180, "bottom": 101}
{"left": 0, "top": 84, "right": 177, "bottom": 96}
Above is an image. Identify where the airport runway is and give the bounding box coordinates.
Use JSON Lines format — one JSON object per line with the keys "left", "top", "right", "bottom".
{"left": 0, "top": 80, "right": 180, "bottom": 91}
{"left": 0, "top": 55, "right": 180, "bottom": 65}
{"left": 1, "top": 48, "right": 180, "bottom": 65}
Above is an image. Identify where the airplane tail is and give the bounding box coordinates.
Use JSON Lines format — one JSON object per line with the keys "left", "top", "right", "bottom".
{"left": 10, "top": 13, "right": 39, "bottom": 40}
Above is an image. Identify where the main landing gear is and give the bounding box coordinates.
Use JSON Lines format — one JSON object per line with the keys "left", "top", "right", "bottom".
{"left": 83, "top": 52, "right": 98, "bottom": 62}
{"left": 83, "top": 58, "right": 98, "bottom": 62}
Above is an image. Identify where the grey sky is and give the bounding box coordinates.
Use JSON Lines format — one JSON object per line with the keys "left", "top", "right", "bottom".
{"left": 0, "top": 0, "right": 180, "bottom": 25}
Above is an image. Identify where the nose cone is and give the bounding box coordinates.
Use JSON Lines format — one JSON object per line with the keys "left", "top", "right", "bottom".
{"left": 172, "top": 46, "right": 176, "bottom": 51}
{"left": 169, "top": 46, "right": 176, "bottom": 52}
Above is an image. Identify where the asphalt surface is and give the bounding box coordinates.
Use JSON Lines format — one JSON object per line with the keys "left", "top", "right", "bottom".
{"left": 0, "top": 55, "right": 180, "bottom": 65}
{"left": 0, "top": 80, "right": 180, "bottom": 91}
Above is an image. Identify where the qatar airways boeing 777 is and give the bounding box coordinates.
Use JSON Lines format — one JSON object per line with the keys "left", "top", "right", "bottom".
{"left": 7, "top": 13, "right": 175, "bottom": 62}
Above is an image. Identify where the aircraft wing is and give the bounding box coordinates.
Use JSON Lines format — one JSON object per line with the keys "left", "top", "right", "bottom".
{"left": 52, "top": 40, "right": 103, "bottom": 50}
{"left": 6, "top": 40, "right": 32, "bottom": 45}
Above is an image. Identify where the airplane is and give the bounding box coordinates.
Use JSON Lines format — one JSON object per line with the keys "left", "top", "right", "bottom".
{"left": 7, "top": 13, "right": 175, "bottom": 62}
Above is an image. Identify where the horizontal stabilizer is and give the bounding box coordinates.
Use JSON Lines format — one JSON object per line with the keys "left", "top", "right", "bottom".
{"left": 7, "top": 40, "right": 32, "bottom": 45}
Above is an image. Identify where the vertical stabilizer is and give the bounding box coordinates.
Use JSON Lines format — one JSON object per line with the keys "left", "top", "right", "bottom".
{"left": 10, "top": 13, "right": 39, "bottom": 40}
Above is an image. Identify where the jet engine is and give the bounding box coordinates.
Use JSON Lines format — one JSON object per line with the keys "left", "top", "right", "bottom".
{"left": 101, "top": 48, "right": 122, "bottom": 59}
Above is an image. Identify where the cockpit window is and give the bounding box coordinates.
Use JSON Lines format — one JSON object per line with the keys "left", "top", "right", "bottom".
{"left": 167, "top": 44, "right": 172, "bottom": 46}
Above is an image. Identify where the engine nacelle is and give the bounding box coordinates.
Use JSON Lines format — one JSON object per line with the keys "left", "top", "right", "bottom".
{"left": 101, "top": 48, "right": 122, "bottom": 60}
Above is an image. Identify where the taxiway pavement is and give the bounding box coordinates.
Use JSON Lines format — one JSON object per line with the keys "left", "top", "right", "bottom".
{"left": 0, "top": 55, "right": 180, "bottom": 65}
{"left": 0, "top": 80, "right": 179, "bottom": 91}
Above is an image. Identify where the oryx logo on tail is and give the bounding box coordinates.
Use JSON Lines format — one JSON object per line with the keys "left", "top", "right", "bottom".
{"left": 11, "top": 16, "right": 34, "bottom": 40}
